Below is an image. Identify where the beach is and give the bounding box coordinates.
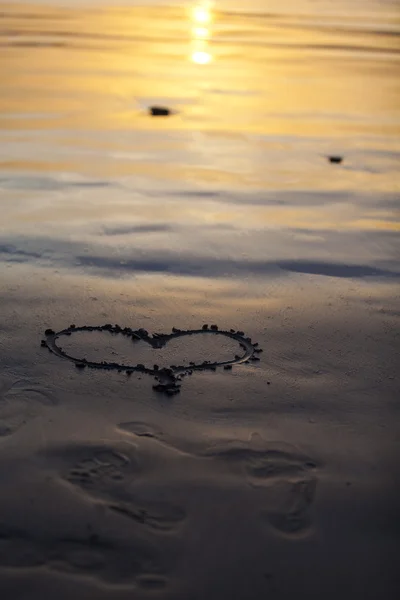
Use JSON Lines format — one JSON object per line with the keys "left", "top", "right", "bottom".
{"left": 0, "top": 1, "right": 399, "bottom": 598}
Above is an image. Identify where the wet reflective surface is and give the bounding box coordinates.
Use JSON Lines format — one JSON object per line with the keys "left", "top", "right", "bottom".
{"left": 1, "top": 2, "right": 399, "bottom": 307}
{"left": 1, "top": 2, "right": 399, "bottom": 263}
{"left": 0, "top": 2, "right": 399, "bottom": 599}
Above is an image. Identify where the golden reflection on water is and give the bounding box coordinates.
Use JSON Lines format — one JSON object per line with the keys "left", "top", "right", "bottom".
{"left": 190, "top": 1, "right": 213, "bottom": 64}
{"left": 1, "top": 2, "right": 398, "bottom": 137}
{"left": 0, "top": 2, "right": 399, "bottom": 211}
{"left": 193, "top": 27, "right": 210, "bottom": 40}
{"left": 192, "top": 3, "right": 213, "bottom": 25}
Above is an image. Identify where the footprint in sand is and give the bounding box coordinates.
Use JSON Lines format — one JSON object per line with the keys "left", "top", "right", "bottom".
{"left": 118, "top": 422, "right": 319, "bottom": 539}
{"left": 203, "top": 433, "right": 319, "bottom": 538}
{"left": 0, "top": 445, "right": 172, "bottom": 587}
{"left": 263, "top": 478, "right": 317, "bottom": 536}
{"left": 0, "top": 379, "right": 56, "bottom": 437}
{"left": 47, "top": 442, "right": 187, "bottom": 533}
{"left": 67, "top": 448, "right": 131, "bottom": 487}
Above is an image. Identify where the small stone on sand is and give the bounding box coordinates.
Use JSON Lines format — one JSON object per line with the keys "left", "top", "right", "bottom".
{"left": 149, "top": 106, "right": 171, "bottom": 116}
{"left": 328, "top": 155, "right": 343, "bottom": 164}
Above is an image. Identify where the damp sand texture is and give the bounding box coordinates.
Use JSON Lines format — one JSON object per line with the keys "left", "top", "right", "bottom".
{"left": 0, "top": 2, "right": 399, "bottom": 600}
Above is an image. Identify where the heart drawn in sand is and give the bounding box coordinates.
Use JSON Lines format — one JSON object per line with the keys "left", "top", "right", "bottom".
{"left": 41, "top": 324, "right": 263, "bottom": 394}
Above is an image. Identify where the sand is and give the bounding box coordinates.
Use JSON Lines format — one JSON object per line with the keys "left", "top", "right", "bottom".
{"left": 0, "top": 1, "right": 399, "bottom": 599}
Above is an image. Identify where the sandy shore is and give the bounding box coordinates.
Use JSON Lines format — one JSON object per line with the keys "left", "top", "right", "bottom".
{"left": 0, "top": 267, "right": 398, "bottom": 599}
{"left": 0, "top": 1, "right": 399, "bottom": 598}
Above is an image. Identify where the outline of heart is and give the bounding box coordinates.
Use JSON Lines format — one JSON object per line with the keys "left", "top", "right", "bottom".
{"left": 42, "top": 325, "right": 263, "bottom": 394}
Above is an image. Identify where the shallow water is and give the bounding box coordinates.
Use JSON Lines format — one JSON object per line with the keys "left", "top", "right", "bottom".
{"left": 1, "top": 1, "right": 399, "bottom": 280}
{"left": 0, "top": 2, "right": 399, "bottom": 599}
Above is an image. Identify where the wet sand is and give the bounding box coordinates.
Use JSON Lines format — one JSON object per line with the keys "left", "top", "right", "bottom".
{"left": 0, "top": 2, "right": 399, "bottom": 599}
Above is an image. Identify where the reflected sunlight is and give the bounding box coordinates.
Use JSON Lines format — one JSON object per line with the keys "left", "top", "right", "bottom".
{"left": 192, "top": 26, "right": 210, "bottom": 39}
{"left": 192, "top": 50, "right": 212, "bottom": 64}
{"left": 192, "top": 3, "right": 213, "bottom": 25}
{"left": 1, "top": 3, "right": 399, "bottom": 144}
{"left": 190, "top": 2, "right": 214, "bottom": 64}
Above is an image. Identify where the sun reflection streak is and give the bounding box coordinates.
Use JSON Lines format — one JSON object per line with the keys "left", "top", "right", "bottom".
{"left": 192, "top": 50, "right": 212, "bottom": 65}
{"left": 192, "top": 4, "right": 212, "bottom": 25}
{"left": 190, "top": 2, "right": 214, "bottom": 64}
{"left": 192, "top": 26, "right": 209, "bottom": 39}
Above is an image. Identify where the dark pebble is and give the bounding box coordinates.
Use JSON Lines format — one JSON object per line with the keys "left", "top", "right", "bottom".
{"left": 210, "top": 324, "right": 218, "bottom": 331}
{"left": 153, "top": 364, "right": 159, "bottom": 371}
{"left": 70, "top": 324, "right": 76, "bottom": 329}
{"left": 328, "top": 155, "right": 343, "bottom": 164}
{"left": 202, "top": 324, "right": 208, "bottom": 330}
{"left": 149, "top": 106, "right": 171, "bottom": 117}
{"left": 40, "top": 340, "right": 47, "bottom": 347}
{"left": 44, "top": 328, "right": 55, "bottom": 336}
